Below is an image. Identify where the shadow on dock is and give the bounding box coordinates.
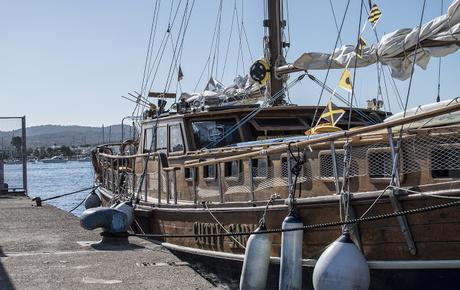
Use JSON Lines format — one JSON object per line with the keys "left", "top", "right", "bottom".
{"left": 0, "top": 247, "right": 15, "bottom": 290}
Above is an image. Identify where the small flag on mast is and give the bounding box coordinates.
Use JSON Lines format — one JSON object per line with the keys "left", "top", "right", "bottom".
{"left": 355, "top": 36, "right": 367, "bottom": 58}
{"left": 368, "top": 3, "right": 382, "bottom": 25}
{"left": 319, "top": 100, "right": 345, "bottom": 126}
{"left": 339, "top": 68, "right": 353, "bottom": 93}
{"left": 178, "top": 65, "right": 184, "bottom": 81}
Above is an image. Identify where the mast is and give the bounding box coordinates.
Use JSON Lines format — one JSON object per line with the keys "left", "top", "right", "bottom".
{"left": 265, "top": 0, "right": 287, "bottom": 105}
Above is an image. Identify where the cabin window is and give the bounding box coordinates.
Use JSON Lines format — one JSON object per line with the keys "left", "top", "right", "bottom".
{"left": 319, "top": 152, "right": 344, "bottom": 178}
{"left": 184, "top": 167, "right": 192, "bottom": 180}
{"left": 368, "top": 149, "right": 393, "bottom": 178}
{"left": 252, "top": 158, "right": 269, "bottom": 178}
{"left": 224, "top": 160, "right": 241, "bottom": 178}
{"left": 431, "top": 145, "right": 460, "bottom": 178}
{"left": 251, "top": 118, "right": 307, "bottom": 130}
{"left": 203, "top": 165, "right": 216, "bottom": 179}
{"left": 156, "top": 126, "right": 167, "bottom": 150}
{"left": 144, "top": 128, "right": 153, "bottom": 152}
{"left": 169, "top": 124, "right": 184, "bottom": 153}
{"left": 249, "top": 117, "right": 308, "bottom": 140}
{"left": 192, "top": 119, "right": 241, "bottom": 149}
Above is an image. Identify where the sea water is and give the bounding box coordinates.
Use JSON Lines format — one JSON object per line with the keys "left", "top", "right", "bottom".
{"left": 3, "top": 161, "right": 94, "bottom": 216}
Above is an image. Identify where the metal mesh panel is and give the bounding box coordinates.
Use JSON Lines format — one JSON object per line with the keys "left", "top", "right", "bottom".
{"left": 368, "top": 150, "right": 393, "bottom": 178}
{"left": 254, "top": 166, "right": 287, "bottom": 190}
{"left": 250, "top": 130, "right": 460, "bottom": 191}
{"left": 224, "top": 173, "right": 250, "bottom": 194}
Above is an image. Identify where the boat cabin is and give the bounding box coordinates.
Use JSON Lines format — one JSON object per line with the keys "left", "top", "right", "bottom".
{"left": 139, "top": 105, "right": 388, "bottom": 154}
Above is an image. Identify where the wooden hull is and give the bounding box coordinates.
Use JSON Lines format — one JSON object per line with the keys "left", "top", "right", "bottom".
{"left": 97, "top": 182, "right": 460, "bottom": 288}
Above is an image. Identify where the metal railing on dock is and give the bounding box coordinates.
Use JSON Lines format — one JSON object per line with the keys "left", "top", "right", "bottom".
{"left": 0, "top": 116, "right": 27, "bottom": 194}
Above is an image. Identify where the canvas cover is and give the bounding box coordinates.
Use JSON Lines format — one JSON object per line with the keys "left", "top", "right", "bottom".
{"left": 293, "top": 0, "right": 460, "bottom": 80}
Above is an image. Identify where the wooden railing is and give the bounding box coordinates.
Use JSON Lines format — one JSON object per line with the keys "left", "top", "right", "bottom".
{"left": 95, "top": 100, "right": 460, "bottom": 205}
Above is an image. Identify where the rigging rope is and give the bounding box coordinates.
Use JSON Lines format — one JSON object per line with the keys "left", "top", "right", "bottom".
{"left": 220, "top": 0, "right": 237, "bottom": 81}
{"left": 347, "top": 0, "right": 365, "bottom": 132}
{"left": 437, "top": 0, "right": 444, "bottom": 103}
{"left": 32, "top": 186, "right": 98, "bottom": 204}
{"left": 394, "top": 0, "right": 427, "bottom": 163}
{"left": 309, "top": 0, "right": 351, "bottom": 130}
{"left": 363, "top": 3, "right": 405, "bottom": 112}
{"left": 140, "top": 0, "right": 162, "bottom": 99}
{"left": 164, "top": 0, "right": 196, "bottom": 93}
{"left": 205, "top": 73, "right": 306, "bottom": 149}
{"left": 69, "top": 197, "right": 86, "bottom": 213}
{"left": 307, "top": 74, "right": 379, "bottom": 124}
{"left": 235, "top": 1, "right": 246, "bottom": 77}
{"left": 204, "top": 202, "right": 246, "bottom": 249}
{"left": 146, "top": 0, "right": 183, "bottom": 96}
{"left": 328, "top": 0, "right": 343, "bottom": 46}
{"left": 283, "top": 0, "right": 291, "bottom": 57}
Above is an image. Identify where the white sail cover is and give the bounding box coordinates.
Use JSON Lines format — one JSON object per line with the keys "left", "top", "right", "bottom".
{"left": 293, "top": 0, "right": 460, "bottom": 80}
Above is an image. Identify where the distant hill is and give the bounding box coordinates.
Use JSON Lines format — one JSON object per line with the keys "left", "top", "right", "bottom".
{"left": 0, "top": 124, "right": 134, "bottom": 148}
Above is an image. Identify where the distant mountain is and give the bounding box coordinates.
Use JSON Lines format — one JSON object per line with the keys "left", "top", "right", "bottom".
{"left": 0, "top": 124, "right": 134, "bottom": 148}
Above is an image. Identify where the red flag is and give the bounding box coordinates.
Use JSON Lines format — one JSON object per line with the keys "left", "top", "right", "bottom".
{"left": 178, "top": 65, "right": 184, "bottom": 81}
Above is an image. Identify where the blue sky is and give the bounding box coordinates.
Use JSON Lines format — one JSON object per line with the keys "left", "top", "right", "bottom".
{"left": 1, "top": 0, "right": 458, "bottom": 128}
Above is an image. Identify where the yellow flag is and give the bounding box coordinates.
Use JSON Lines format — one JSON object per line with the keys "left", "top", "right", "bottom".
{"left": 320, "top": 100, "right": 345, "bottom": 126}
{"left": 339, "top": 68, "right": 353, "bottom": 93}
{"left": 355, "top": 36, "right": 367, "bottom": 58}
{"left": 368, "top": 3, "right": 382, "bottom": 25}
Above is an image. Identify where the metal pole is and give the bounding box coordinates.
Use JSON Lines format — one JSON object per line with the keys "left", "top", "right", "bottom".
{"left": 192, "top": 167, "right": 197, "bottom": 204}
{"left": 157, "top": 154, "right": 162, "bottom": 204}
{"left": 21, "top": 116, "right": 27, "bottom": 193}
{"left": 173, "top": 170, "right": 178, "bottom": 205}
{"left": 144, "top": 173, "right": 148, "bottom": 202}
{"left": 330, "top": 142, "right": 341, "bottom": 195}
{"left": 248, "top": 158, "right": 255, "bottom": 201}
{"left": 387, "top": 128, "right": 400, "bottom": 187}
{"left": 386, "top": 127, "right": 416, "bottom": 255}
{"left": 121, "top": 117, "right": 126, "bottom": 144}
{"left": 116, "top": 158, "right": 119, "bottom": 194}
{"left": 217, "top": 163, "right": 224, "bottom": 203}
{"left": 165, "top": 171, "right": 170, "bottom": 204}
{"left": 110, "top": 159, "right": 115, "bottom": 192}
{"left": 287, "top": 149, "right": 293, "bottom": 190}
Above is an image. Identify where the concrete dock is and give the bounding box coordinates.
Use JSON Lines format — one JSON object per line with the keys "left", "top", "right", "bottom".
{"left": 0, "top": 194, "right": 220, "bottom": 290}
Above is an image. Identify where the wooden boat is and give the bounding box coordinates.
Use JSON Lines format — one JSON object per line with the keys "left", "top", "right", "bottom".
{"left": 89, "top": 0, "right": 460, "bottom": 288}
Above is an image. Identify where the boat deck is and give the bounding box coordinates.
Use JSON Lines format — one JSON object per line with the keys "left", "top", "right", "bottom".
{"left": 0, "top": 193, "right": 220, "bottom": 290}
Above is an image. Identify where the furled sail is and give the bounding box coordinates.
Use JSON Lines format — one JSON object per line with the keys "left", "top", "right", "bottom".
{"left": 293, "top": 0, "right": 460, "bottom": 80}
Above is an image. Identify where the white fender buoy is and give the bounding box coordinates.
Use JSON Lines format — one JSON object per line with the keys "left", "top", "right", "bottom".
{"left": 114, "top": 201, "right": 134, "bottom": 227}
{"left": 279, "top": 214, "right": 303, "bottom": 290}
{"left": 84, "top": 191, "right": 101, "bottom": 209}
{"left": 239, "top": 225, "right": 272, "bottom": 290}
{"left": 313, "top": 233, "right": 370, "bottom": 290}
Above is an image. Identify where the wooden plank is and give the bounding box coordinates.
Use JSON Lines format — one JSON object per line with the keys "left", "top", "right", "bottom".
{"left": 148, "top": 91, "right": 176, "bottom": 99}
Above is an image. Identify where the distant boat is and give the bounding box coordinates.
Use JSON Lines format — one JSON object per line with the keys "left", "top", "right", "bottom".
{"left": 41, "top": 156, "right": 68, "bottom": 163}
{"left": 28, "top": 157, "right": 38, "bottom": 164}
{"left": 4, "top": 159, "right": 21, "bottom": 165}
{"left": 77, "top": 156, "right": 91, "bottom": 162}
